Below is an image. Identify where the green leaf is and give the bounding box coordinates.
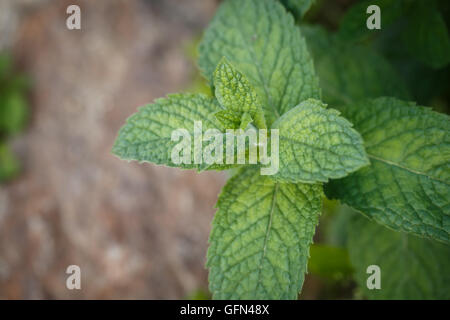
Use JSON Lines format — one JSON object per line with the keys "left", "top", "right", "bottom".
{"left": 303, "top": 26, "right": 409, "bottom": 106}
{"left": 326, "top": 97, "right": 450, "bottom": 244}
{"left": 271, "top": 99, "right": 369, "bottom": 183}
{"left": 207, "top": 167, "right": 323, "bottom": 299}
{"left": 401, "top": 2, "right": 450, "bottom": 69}
{"left": 279, "top": 0, "right": 315, "bottom": 20}
{"left": 199, "top": 0, "right": 320, "bottom": 126}
{"left": 213, "top": 57, "right": 267, "bottom": 129}
{"left": 348, "top": 215, "right": 450, "bottom": 299}
{"left": 112, "top": 93, "right": 234, "bottom": 171}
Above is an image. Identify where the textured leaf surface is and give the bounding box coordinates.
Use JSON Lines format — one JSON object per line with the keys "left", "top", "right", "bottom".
{"left": 112, "top": 93, "right": 232, "bottom": 171}
{"left": 271, "top": 99, "right": 368, "bottom": 183}
{"left": 208, "top": 167, "right": 323, "bottom": 299}
{"left": 326, "top": 97, "right": 450, "bottom": 243}
{"left": 199, "top": 0, "right": 320, "bottom": 126}
{"left": 303, "top": 26, "right": 409, "bottom": 106}
{"left": 348, "top": 215, "right": 450, "bottom": 299}
{"left": 213, "top": 58, "right": 267, "bottom": 129}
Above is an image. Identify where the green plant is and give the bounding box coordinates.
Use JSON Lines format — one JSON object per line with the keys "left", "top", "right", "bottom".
{"left": 113, "top": 0, "right": 450, "bottom": 299}
{"left": 0, "top": 52, "right": 29, "bottom": 182}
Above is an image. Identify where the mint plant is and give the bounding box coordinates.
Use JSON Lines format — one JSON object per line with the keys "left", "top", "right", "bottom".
{"left": 113, "top": 0, "right": 450, "bottom": 299}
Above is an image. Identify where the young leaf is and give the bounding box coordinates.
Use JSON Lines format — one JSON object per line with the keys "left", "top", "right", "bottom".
{"left": 326, "top": 97, "right": 450, "bottom": 244}
{"left": 112, "top": 93, "right": 233, "bottom": 171}
{"left": 199, "top": 0, "right": 320, "bottom": 126}
{"left": 348, "top": 215, "right": 450, "bottom": 299}
{"left": 271, "top": 99, "right": 369, "bottom": 183}
{"left": 208, "top": 167, "right": 323, "bottom": 299}
{"left": 303, "top": 26, "right": 409, "bottom": 106}
{"left": 213, "top": 58, "right": 267, "bottom": 129}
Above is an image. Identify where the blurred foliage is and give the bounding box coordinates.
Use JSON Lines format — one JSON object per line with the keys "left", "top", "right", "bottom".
{"left": 323, "top": 204, "right": 354, "bottom": 248}
{"left": 339, "top": 0, "right": 450, "bottom": 69}
{"left": 183, "top": 36, "right": 212, "bottom": 96}
{"left": 279, "top": 0, "right": 316, "bottom": 20}
{"left": 306, "top": 0, "right": 450, "bottom": 112}
{"left": 308, "top": 244, "right": 353, "bottom": 280}
{"left": 0, "top": 52, "right": 29, "bottom": 183}
{"left": 303, "top": 24, "right": 410, "bottom": 106}
{"left": 0, "top": 142, "right": 20, "bottom": 182}
{"left": 348, "top": 215, "right": 450, "bottom": 299}
{"left": 185, "top": 288, "right": 211, "bottom": 300}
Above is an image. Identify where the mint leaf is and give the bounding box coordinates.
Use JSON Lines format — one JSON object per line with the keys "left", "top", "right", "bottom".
{"left": 112, "top": 93, "right": 233, "bottom": 171}
{"left": 348, "top": 215, "right": 450, "bottom": 299}
{"left": 303, "top": 26, "right": 409, "bottom": 106}
{"left": 213, "top": 58, "right": 267, "bottom": 129}
{"left": 326, "top": 97, "right": 450, "bottom": 244}
{"left": 208, "top": 167, "right": 323, "bottom": 299}
{"left": 271, "top": 99, "right": 368, "bottom": 183}
{"left": 199, "top": 0, "right": 320, "bottom": 126}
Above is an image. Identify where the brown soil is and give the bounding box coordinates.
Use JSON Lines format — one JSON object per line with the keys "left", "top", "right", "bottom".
{"left": 0, "top": 0, "right": 225, "bottom": 299}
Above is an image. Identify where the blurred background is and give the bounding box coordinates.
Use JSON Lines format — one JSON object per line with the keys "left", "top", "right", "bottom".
{"left": 0, "top": 0, "right": 227, "bottom": 299}
{"left": 0, "top": 0, "right": 448, "bottom": 299}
